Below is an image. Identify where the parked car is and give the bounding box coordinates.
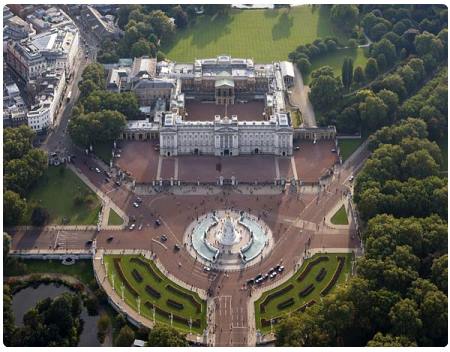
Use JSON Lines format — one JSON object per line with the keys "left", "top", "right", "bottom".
{"left": 270, "top": 271, "right": 278, "bottom": 279}
{"left": 155, "top": 219, "right": 161, "bottom": 226}
{"left": 129, "top": 223, "right": 136, "bottom": 230}
{"left": 132, "top": 202, "right": 139, "bottom": 208}
{"left": 203, "top": 266, "right": 211, "bottom": 272}
{"left": 107, "top": 236, "right": 114, "bottom": 242}
{"left": 85, "top": 240, "right": 93, "bottom": 246}
{"left": 295, "top": 146, "right": 300, "bottom": 151}
{"left": 331, "top": 148, "right": 336, "bottom": 153}
{"left": 174, "top": 244, "right": 181, "bottom": 251}
{"left": 95, "top": 167, "right": 101, "bottom": 173}
{"left": 277, "top": 265, "right": 285, "bottom": 273}
{"left": 136, "top": 197, "right": 142, "bottom": 204}
{"left": 349, "top": 175, "right": 354, "bottom": 182}
{"left": 160, "top": 234, "right": 168, "bottom": 242}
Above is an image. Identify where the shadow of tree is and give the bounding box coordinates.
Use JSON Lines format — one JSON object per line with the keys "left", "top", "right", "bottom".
{"left": 163, "top": 12, "right": 233, "bottom": 52}
{"left": 272, "top": 11, "right": 294, "bottom": 41}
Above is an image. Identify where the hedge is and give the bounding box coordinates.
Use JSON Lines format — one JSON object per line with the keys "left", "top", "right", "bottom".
{"left": 315, "top": 268, "right": 327, "bottom": 282}
{"left": 166, "top": 284, "right": 202, "bottom": 313}
{"left": 131, "top": 269, "right": 143, "bottom": 283}
{"left": 321, "top": 256, "right": 346, "bottom": 296}
{"left": 296, "top": 299, "right": 316, "bottom": 313}
{"left": 113, "top": 258, "right": 138, "bottom": 297}
{"left": 260, "top": 284, "right": 294, "bottom": 314}
{"left": 167, "top": 299, "right": 184, "bottom": 310}
{"left": 299, "top": 283, "right": 315, "bottom": 297}
{"left": 130, "top": 257, "right": 162, "bottom": 282}
{"left": 144, "top": 301, "right": 201, "bottom": 328}
{"left": 145, "top": 284, "right": 161, "bottom": 299}
{"left": 297, "top": 256, "right": 329, "bottom": 282}
{"left": 277, "top": 297, "right": 295, "bottom": 310}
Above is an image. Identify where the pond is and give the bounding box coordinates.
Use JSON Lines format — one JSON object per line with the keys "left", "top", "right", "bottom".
{"left": 12, "top": 282, "right": 101, "bottom": 347}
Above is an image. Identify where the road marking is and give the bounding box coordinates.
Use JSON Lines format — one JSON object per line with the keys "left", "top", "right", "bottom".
{"left": 174, "top": 157, "right": 179, "bottom": 180}
{"left": 291, "top": 156, "right": 298, "bottom": 180}
{"left": 53, "top": 230, "right": 60, "bottom": 249}
{"left": 274, "top": 157, "right": 280, "bottom": 179}
{"left": 156, "top": 156, "right": 163, "bottom": 180}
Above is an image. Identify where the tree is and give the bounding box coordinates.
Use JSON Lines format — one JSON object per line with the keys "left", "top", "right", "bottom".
{"left": 353, "top": 66, "right": 365, "bottom": 86}
{"left": 31, "top": 206, "right": 50, "bottom": 226}
{"left": 359, "top": 95, "right": 389, "bottom": 132}
{"left": 376, "top": 89, "right": 399, "bottom": 116}
{"left": 364, "top": 58, "right": 379, "bottom": 81}
{"left": 4, "top": 190, "right": 26, "bottom": 227}
{"left": 309, "top": 67, "right": 343, "bottom": 112}
{"left": 149, "top": 10, "right": 176, "bottom": 43}
{"left": 431, "top": 255, "right": 447, "bottom": 293}
{"left": 68, "top": 110, "right": 127, "bottom": 147}
{"left": 371, "top": 38, "right": 397, "bottom": 68}
{"left": 147, "top": 324, "right": 188, "bottom": 347}
{"left": 115, "top": 325, "right": 135, "bottom": 347}
{"left": 4, "top": 125, "right": 35, "bottom": 161}
{"left": 131, "top": 39, "right": 156, "bottom": 58}
{"left": 3, "top": 284, "right": 16, "bottom": 346}
{"left": 330, "top": 5, "right": 359, "bottom": 32}
{"left": 414, "top": 31, "right": 444, "bottom": 59}
{"left": 367, "top": 332, "right": 417, "bottom": 347}
{"left": 341, "top": 57, "right": 354, "bottom": 91}
{"left": 297, "top": 58, "right": 311, "bottom": 74}
{"left": 400, "top": 149, "right": 439, "bottom": 179}
{"left": 172, "top": 5, "right": 188, "bottom": 28}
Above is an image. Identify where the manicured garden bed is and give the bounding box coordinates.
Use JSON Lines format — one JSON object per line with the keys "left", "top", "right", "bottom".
{"left": 255, "top": 253, "right": 352, "bottom": 333}
{"left": 104, "top": 255, "right": 206, "bottom": 334}
{"left": 338, "top": 138, "right": 363, "bottom": 162}
{"left": 330, "top": 205, "right": 349, "bottom": 225}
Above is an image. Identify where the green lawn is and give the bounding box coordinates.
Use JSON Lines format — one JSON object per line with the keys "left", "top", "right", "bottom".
{"left": 338, "top": 138, "right": 363, "bottom": 162}
{"left": 104, "top": 255, "right": 207, "bottom": 334}
{"left": 330, "top": 205, "right": 349, "bottom": 225}
{"left": 6, "top": 259, "right": 95, "bottom": 286}
{"left": 23, "top": 167, "right": 101, "bottom": 225}
{"left": 163, "top": 6, "right": 349, "bottom": 62}
{"left": 108, "top": 209, "right": 124, "bottom": 226}
{"left": 255, "top": 253, "right": 351, "bottom": 333}
{"left": 303, "top": 47, "right": 369, "bottom": 84}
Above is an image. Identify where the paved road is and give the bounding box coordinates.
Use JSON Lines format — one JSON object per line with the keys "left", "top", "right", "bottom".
{"left": 289, "top": 65, "right": 317, "bottom": 128}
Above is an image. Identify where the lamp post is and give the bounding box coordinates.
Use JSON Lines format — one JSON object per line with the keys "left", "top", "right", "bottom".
{"left": 111, "top": 273, "right": 115, "bottom": 291}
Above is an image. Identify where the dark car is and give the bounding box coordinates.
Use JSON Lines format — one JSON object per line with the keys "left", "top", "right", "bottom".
{"left": 85, "top": 240, "right": 93, "bottom": 246}
{"left": 115, "top": 181, "right": 121, "bottom": 186}
{"left": 107, "top": 236, "right": 114, "bottom": 242}
{"left": 104, "top": 178, "right": 109, "bottom": 183}
{"left": 155, "top": 219, "right": 161, "bottom": 226}
{"left": 173, "top": 244, "right": 181, "bottom": 251}
{"left": 255, "top": 274, "right": 263, "bottom": 281}
{"left": 246, "top": 279, "right": 254, "bottom": 286}
{"left": 160, "top": 235, "right": 168, "bottom": 242}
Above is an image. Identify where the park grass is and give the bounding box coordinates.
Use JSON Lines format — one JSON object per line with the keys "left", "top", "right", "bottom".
{"left": 330, "top": 205, "right": 349, "bottom": 225}
{"left": 338, "top": 138, "right": 363, "bottom": 162}
{"left": 6, "top": 259, "right": 95, "bottom": 286}
{"left": 108, "top": 209, "right": 124, "bottom": 226}
{"left": 104, "top": 255, "right": 207, "bottom": 334}
{"left": 290, "top": 110, "right": 302, "bottom": 128}
{"left": 163, "top": 6, "right": 350, "bottom": 62}
{"left": 303, "top": 47, "right": 369, "bottom": 84}
{"left": 22, "top": 166, "right": 101, "bottom": 225}
{"left": 254, "top": 253, "right": 352, "bottom": 333}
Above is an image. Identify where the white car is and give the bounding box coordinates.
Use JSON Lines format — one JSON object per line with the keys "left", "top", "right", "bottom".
{"left": 95, "top": 167, "right": 101, "bottom": 173}
{"left": 203, "top": 266, "right": 211, "bottom": 272}
{"left": 349, "top": 175, "right": 354, "bottom": 182}
{"left": 270, "top": 271, "right": 278, "bottom": 279}
{"left": 129, "top": 223, "right": 136, "bottom": 230}
{"left": 132, "top": 202, "right": 139, "bottom": 208}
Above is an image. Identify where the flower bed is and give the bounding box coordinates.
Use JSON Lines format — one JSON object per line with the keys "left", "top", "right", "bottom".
{"left": 167, "top": 299, "right": 184, "bottom": 310}
{"left": 166, "top": 284, "right": 202, "bottom": 313}
{"left": 145, "top": 284, "right": 161, "bottom": 299}
{"left": 260, "top": 284, "right": 294, "bottom": 313}
{"left": 321, "top": 256, "right": 346, "bottom": 296}
{"left": 315, "top": 268, "right": 327, "bottom": 282}
{"left": 299, "top": 283, "right": 315, "bottom": 297}
{"left": 277, "top": 297, "right": 295, "bottom": 310}
{"left": 144, "top": 302, "right": 201, "bottom": 328}
{"left": 113, "top": 258, "right": 138, "bottom": 297}
{"left": 130, "top": 257, "right": 162, "bottom": 282}
{"left": 131, "top": 269, "right": 143, "bottom": 283}
{"left": 296, "top": 256, "right": 329, "bottom": 282}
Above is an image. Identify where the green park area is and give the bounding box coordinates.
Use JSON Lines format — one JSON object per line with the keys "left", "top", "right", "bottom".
{"left": 255, "top": 253, "right": 351, "bottom": 333}
{"left": 338, "top": 138, "right": 363, "bottom": 162}
{"left": 104, "top": 255, "right": 207, "bottom": 334}
{"left": 6, "top": 259, "right": 95, "bottom": 286}
{"left": 163, "top": 6, "right": 349, "bottom": 62}
{"left": 108, "top": 209, "right": 124, "bottom": 226}
{"left": 303, "top": 47, "right": 369, "bottom": 84}
{"left": 330, "top": 205, "right": 349, "bottom": 225}
{"left": 23, "top": 166, "right": 101, "bottom": 225}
